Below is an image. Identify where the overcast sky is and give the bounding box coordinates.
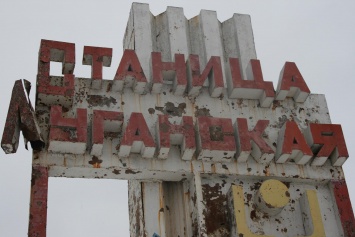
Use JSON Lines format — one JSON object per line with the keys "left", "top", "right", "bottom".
{"left": 1, "top": 1, "right": 355, "bottom": 236}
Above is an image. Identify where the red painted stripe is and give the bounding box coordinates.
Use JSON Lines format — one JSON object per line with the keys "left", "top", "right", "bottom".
{"left": 331, "top": 180, "right": 355, "bottom": 237}
{"left": 28, "top": 166, "right": 48, "bottom": 237}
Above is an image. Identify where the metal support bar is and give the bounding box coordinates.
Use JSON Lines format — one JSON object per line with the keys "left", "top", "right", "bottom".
{"left": 28, "top": 166, "right": 48, "bottom": 237}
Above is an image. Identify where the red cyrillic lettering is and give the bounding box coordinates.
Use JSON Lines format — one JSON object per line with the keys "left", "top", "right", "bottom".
{"left": 151, "top": 52, "right": 186, "bottom": 95}
{"left": 275, "top": 62, "right": 310, "bottom": 102}
{"left": 228, "top": 58, "right": 275, "bottom": 107}
{"left": 91, "top": 110, "right": 123, "bottom": 156}
{"left": 235, "top": 118, "right": 274, "bottom": 163}
{"left": 157, "top": 115, "right": 195, "bottom": 160}
{"left": 82, "top": 46, "right": 112, "bottom": 89}
{"left": 275, "top": 121, "right": 313, "bottom": 164}
{"left": 48, "top": 106, "right": 87, "bottom": 154}
{"left": 305, "top": 123, "right": 348, "bottom": 166}
{"left": 187, "top": 55, "right": 224, "bottom": 98}
{"left": 196, "top": 116, "right": 236, "bottom": 162}
{"left": 118, "top": 112, "right": 155, "bottom": 158}
{"left": 37, "top": 39, "right": 75, "bottom": 107}
{"left": 1, "top": 80, "right": 43, "bottom": 154}
{"left": 113, "top": 50, "right": 147, "bottom": 94}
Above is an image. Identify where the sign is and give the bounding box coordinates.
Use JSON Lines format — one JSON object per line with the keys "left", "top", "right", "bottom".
{"left": 1, "top": 3, "right": 354, "bottom": 237}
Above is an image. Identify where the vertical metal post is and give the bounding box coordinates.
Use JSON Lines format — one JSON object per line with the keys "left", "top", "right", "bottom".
{"left": 330, "top": 180, "right": 355, "bottom": 237}
{"left": 28, "top": 166, "right": 48, "bottom": 237}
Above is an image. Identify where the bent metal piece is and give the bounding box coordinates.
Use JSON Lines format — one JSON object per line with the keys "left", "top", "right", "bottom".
{"left": 1, "top": 79, "right": 44, "bottom": 154}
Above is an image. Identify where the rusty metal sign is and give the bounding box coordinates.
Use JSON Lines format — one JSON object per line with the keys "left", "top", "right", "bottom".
{"left": 1, "top": 3, "right": 354, "bottom": 237}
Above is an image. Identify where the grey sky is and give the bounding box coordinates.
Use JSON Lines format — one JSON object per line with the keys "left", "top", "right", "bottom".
{"left": 0, "top": 1, "right": 354, "bottom": 236}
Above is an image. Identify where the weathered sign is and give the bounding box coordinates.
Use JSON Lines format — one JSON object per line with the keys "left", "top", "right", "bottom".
{"left": 1, "top": 2, "right": 354, "bottom": 237}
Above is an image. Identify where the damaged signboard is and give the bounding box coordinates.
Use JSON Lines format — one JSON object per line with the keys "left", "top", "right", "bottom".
{"left": 1, "top": 2, "right": 354, "bottom": 237}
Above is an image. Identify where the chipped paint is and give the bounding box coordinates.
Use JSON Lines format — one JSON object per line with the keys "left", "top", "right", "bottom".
{"left": 28, "top": 166, "right": 48, "bottom": 237}
{"left": 1, "top": 79, "right": 44, "bottom": 153}
{"left": 0, "top": 2, "right": 351, "bottom": 237}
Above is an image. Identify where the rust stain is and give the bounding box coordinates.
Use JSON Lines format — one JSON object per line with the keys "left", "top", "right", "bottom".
{"left": 202, "top": 183, "right": 230, "bottom": 235}
{"left": 106, "top": 82, "right": 112, "bottom": 92}
{"left": 125, "top": 169, "right": 141, "bottom": 174}
{"left": 87, "top": 95, "right": 117, "bottom": 107}
{"left": 112, "top": 169, "right": 121, "bottom": 175}
{"left": 194, "top": 106, "right": 211, "bottom": 117}
{"left": 88, "top": 156, "right": 102, "bottom": 168}
{"left": 148, "top": 108, "right": 155, "bottom": 114}
{"left": 272, "top": 100, "right": 281, "bottom": 110}
{"left": 209, "top": 125, "right": 224, "bottom": 141}
{"left": 155, "top": 102, "right": 186, "bottom": 117}
{"left": 236, "top": 99, "right": 243, "bottom": 108}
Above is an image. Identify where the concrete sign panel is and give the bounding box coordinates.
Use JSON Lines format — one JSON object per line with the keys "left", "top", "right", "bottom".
{"left": 1, "top": 3, "right": 354, "bottom": 237}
